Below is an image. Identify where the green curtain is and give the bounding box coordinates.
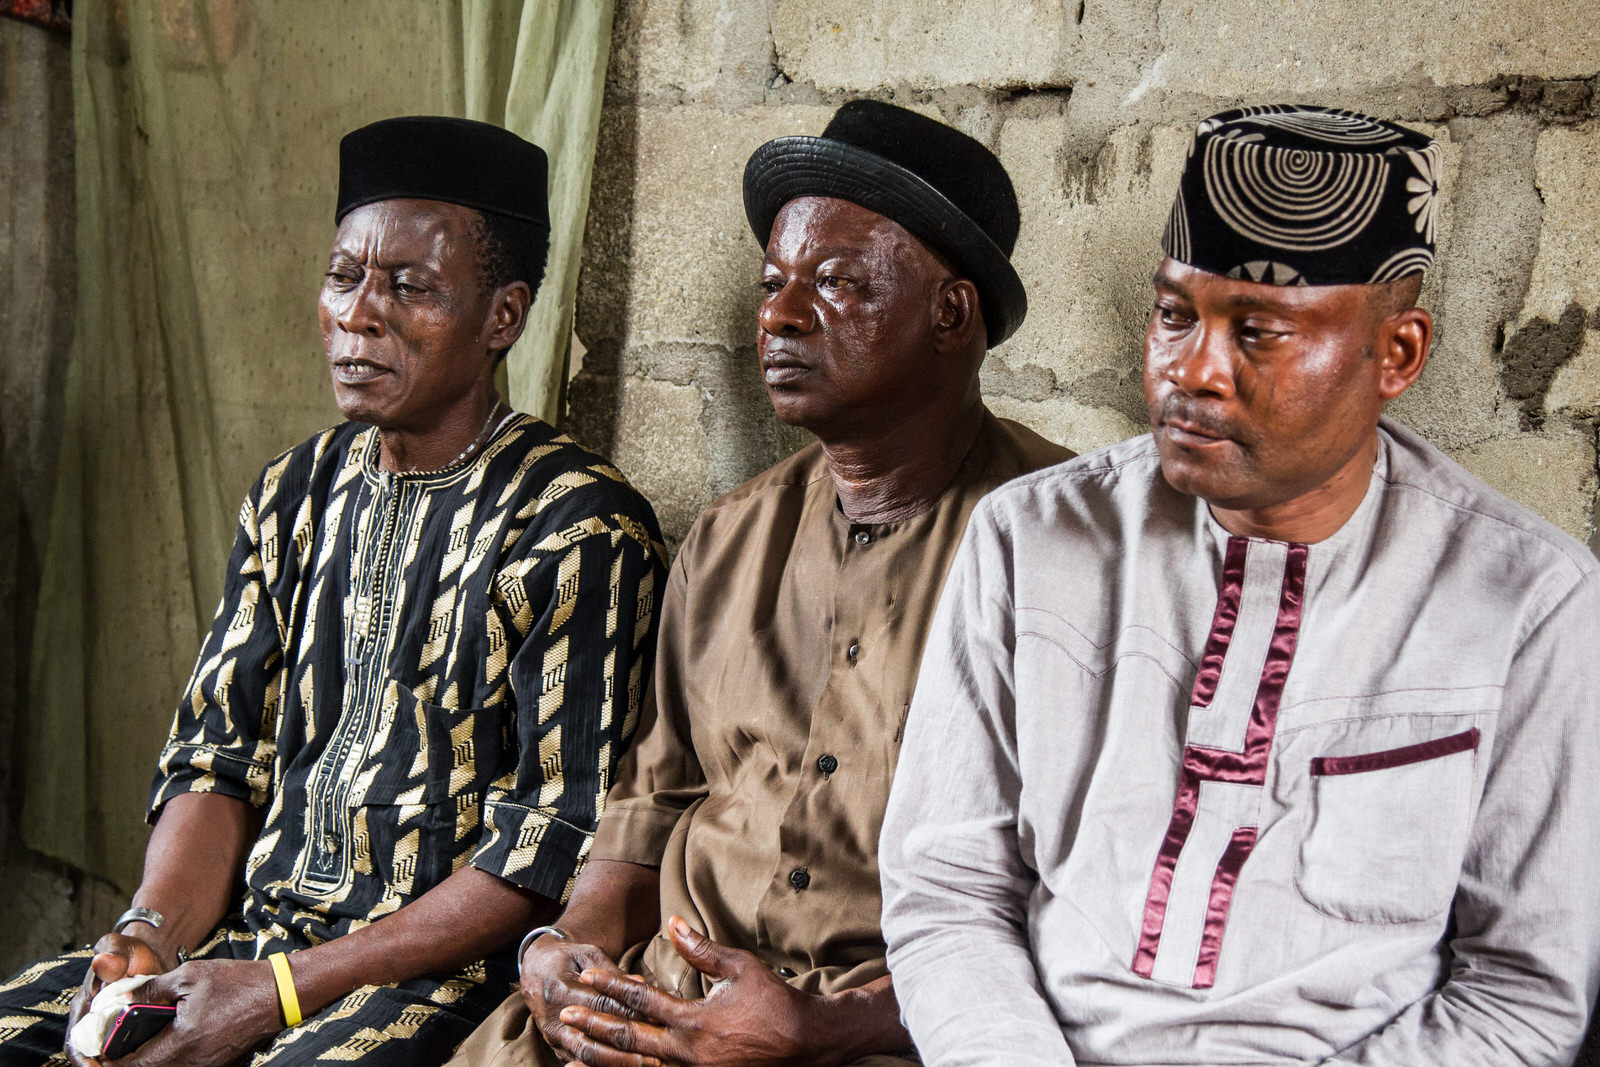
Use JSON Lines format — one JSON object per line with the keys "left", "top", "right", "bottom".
{"left": 24, "top": 0, "right": 616, "bottom": 891}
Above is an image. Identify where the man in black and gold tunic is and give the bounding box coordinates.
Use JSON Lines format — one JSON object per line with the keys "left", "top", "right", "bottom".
{"left": 0, "top": 117, "right": 666, "bottom": 1067}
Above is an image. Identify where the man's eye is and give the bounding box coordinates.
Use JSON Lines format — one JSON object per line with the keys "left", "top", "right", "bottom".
{"left": 760, "top": 279, "right": 783, "bottom": 295}
{"left": 820, "top": 275, "right": 847, "bottom": 290}
{"left": 1156, "top": 306, "right": 1190, "bottom": 327}
{"left": 394, "top": 281, "right": 425, "bottom": 296}
{"left": 325, "top": 269, "right": 358, "bottom": 285}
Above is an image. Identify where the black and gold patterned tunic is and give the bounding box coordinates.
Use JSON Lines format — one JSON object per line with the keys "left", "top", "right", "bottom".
{"left": 151, "top": 413, "right": 666, "bottom": 941}
{"left": 0, "top": 414, "right": 667, "bottom": 1065}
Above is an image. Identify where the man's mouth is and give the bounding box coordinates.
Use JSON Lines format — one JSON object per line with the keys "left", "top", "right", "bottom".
{"left": 1157, "top": 404, "right": 1236, "bottom": 449}
{"left": 331, "top": 357, "right": 390, "bottom": 385}
{"left": 1162, "top": 419, "right": 1228, "bottom": 448}
{"left": 760, "top": 353, "right": 811, "bottom": 387}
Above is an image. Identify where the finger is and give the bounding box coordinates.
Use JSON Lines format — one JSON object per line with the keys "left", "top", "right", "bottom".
{"left": 91, "top": 935, "right": 166, "bottom": 982}
{"left": 578, "top": 970, "right": 687, "bottom": 1025}
{"left": 113, "top": 1024, "right": 177, "bottom": 1067}
{"left": 551, "top": 974, "right": 637, "bottom": 1020}
{"left": 77, "top": 961, "right": 102, "bottom": 1002}
{"left": 90, "top": 948, "right": 132, "bottom": 986}
{"left": 559, "top": 1008, "right": 670, "bottom": 1064}
{"left": 138, "top": 970, "right": 182, "bottom": 1007}
{"left": 90, "top": 933, "right": 132, "bottom": 955}
{"left": 665, "top": 916, "right": 744, "bottom": 982}
{"left": 63, "top": 1036, "right": 94, "bottom": 1067}
{"left": 565, "top": 947, "right": 629, "bottom": 980}
{"left": 548, "top": 1021, "right": 660, "bottom": 1067}
{"left": 66, "top": 983, "right": 94, "bottom": 1031}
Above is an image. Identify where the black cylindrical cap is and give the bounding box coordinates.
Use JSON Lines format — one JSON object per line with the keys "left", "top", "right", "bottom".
{"left": 335, "top": 115, "right": 551, "bottom": 230}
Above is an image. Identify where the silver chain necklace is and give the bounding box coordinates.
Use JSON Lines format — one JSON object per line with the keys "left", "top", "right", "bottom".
{"left": 394, "top": 397, "right": 507, "bottom": 477}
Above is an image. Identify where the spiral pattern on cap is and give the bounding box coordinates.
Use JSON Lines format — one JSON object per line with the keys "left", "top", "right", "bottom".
{"left": 1368, "top": 248, "right": 1435, "bottom": 283}
{"left": 1203, "top": 136, "right": 1389, "bottom": 252}
{"left": 1163, "top": 187, "right": 1192, "bottom": 264}
{"left": 1225, "top": 106, "right": 1406, "bottom": 146}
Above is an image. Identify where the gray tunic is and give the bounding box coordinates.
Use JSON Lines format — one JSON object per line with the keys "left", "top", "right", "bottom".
{"left": 881, "top": 419, "right": 1600, "bottom": 1066}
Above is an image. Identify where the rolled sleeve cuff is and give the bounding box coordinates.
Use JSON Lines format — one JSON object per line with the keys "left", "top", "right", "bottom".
{"left": 472, "top": 800, "right": 596, "bottom": 903}
{"left": 147, "top": 743, "right": 272, "bottom": 824}
{"left": 589, "top": 802, "right": 683, "bottom": 866}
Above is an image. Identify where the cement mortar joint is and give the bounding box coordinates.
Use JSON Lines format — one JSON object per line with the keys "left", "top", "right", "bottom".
{"left": 603, "top": 75, "right": 1599, "bottom": 175}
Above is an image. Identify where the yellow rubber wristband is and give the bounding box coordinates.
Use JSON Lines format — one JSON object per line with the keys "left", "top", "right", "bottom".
{"left": 268, "top": 952, "right": 303, "bottom": 1027}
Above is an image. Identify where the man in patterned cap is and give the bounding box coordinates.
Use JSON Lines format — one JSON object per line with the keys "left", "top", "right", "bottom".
{"left": 881, "top": 105, "right": 1600, "bottom": 1065}
{"left": 0, "top": 116, "right": 666, "bottom": 1066}
{"left": 449, "top": 100, "right": 1070, "bottom": 1067}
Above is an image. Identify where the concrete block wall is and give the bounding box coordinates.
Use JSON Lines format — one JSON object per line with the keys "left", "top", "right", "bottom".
{"left": 569, "top": 0, "right": 1600, "bottom": 555}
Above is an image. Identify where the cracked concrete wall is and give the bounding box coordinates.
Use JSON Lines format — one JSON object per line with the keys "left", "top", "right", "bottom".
{"left": 570, "top": 0, "right": 1600, "bottom": 562}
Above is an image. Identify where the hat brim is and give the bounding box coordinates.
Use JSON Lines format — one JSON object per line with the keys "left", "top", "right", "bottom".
{"left": 743, "top": 136, "right": 1027, "bottom": 348}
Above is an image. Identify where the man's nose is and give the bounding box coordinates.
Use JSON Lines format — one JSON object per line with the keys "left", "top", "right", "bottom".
{"left": 1165, "top": 323, "right": 1235, "bottom": 398}
{"left": 758, "top": 281, "right": 815, "bottom": 335}
{"left": 335, "top": 278, "right": 386, "bottom": 336}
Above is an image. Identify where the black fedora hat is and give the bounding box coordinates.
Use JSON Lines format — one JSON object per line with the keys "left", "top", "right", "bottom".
{"left": 743, "top": 100, "right": 1027, "bottom": 348}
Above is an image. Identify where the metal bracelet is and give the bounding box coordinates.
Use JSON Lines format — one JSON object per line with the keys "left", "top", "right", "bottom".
{"left": 111, "top": 907, "right": 165, "bottom": 935}
{"left": 515, "top": 925, "right": 570, "bottom": 981}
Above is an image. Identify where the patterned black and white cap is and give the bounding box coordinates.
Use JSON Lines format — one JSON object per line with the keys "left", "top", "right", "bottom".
{"left": 1163, "top": 105, "right": 1442, "bottom": 286}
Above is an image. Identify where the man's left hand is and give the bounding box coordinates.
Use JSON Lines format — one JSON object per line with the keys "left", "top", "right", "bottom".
{"left": 559, "top": 916, "right": 825, "bottom": 1067}
{"left": 112, "top": 959, "right": 281, "bottom": 1067}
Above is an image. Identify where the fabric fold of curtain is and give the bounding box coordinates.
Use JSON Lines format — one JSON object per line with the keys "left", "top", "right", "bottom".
{"left": 25, "top": 0, "right": 616, "bottom": 890}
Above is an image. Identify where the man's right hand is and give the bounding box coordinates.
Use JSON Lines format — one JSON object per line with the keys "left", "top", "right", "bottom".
{"left": 63, "top": 932, "right": 173, "bottom": 1066}
{"left": 520, "top": 935, "right": 645, "bottom": 1064}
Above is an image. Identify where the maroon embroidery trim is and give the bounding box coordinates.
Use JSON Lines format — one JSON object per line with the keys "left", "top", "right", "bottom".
{"left": 1132, "top": 765, "right": 1201, "bottom": 978}
{"left": 1132, "top": 539, "right": 1307, "bottom": 985}
{"left": 1192, "top": 826, "right": 1258, "bottom": 988}
{"left": 1310, "top": 727, "right": 1479, "bottom": 777}
{"left": 1189, "top": 538, "right": 1249, "bottom": 710}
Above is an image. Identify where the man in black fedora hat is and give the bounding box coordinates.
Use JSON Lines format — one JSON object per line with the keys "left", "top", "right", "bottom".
{"left": 449, "top": 100, "right": 1070, "bottom": 1067}
{"left": 0, "top": 116, "right": 666, "bottom": 1067}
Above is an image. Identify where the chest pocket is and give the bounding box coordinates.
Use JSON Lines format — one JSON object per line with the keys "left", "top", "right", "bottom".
{"left": 354, "top": 683, "right": 513, "bottom": 809}
{"left": 1291, "top": 722, "right": 1483, "bottom": 924}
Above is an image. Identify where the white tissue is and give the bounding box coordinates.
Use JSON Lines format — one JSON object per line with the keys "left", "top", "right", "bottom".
{"left": 68, "top": 974, "right": 157, "bottom": 1059}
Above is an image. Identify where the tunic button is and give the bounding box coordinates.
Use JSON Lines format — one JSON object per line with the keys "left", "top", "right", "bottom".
{"left": 817, "top": 753, "right": 838, "bottom": 775}
{"left": 789, "top": 867, "right": 810, "bottom": 890}
{"left": 853, "top": 530, "right": 871, "bottom": 545}
{"left": 847, "top": 641, "right": 860, "bottom": 664}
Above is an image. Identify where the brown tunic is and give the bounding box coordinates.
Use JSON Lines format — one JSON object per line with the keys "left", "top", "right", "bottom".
{"left": 591, "top": 411, "right": 1071, "bottom": 997}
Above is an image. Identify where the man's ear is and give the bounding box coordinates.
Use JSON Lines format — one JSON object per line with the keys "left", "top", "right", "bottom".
{"left": 486, "top": 281, "right": 533, "bottom": 353}
{"left": 1377, "top": 306, "right": 1431, "bottom": 401}
{"left": 933, "top": 278, "right": 982, "bottom": 354}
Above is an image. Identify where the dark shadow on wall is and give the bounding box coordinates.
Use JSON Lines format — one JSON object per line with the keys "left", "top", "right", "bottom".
{"left": 562, "top": 17, "right": 638, "bottom": 461}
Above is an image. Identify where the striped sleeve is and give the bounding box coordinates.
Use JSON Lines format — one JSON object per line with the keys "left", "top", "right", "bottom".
{"left": 148, "top": 484, "right": 286, "bottom": 818}
{"left": 472, "top": 515, "right": 666, "bottom": 903}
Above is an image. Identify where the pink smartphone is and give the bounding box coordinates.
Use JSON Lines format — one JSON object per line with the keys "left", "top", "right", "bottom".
{"left": 100, "top": 1003, "right": 176, "bottom": 1059}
